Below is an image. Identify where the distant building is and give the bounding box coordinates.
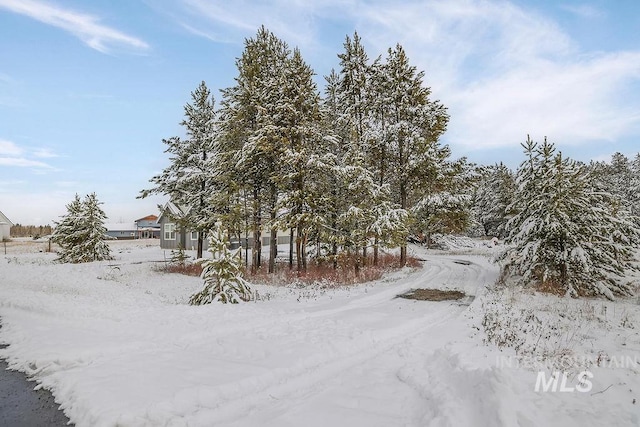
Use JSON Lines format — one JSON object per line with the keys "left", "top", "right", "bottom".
{"left": 105, "top": 215, "right": 161, "bottom": 240}
{"left": 157, "top": 202, "right": 199, "bottom": 250}
{"left": 135, "top": 214, "right": 160, "bottom": 239}
{"left": 157, "top": 202, "right": 291, "bottom": 251}
{"left": 0, "top": 210, "right": 13, "bottom": 240}
{"left": 105, "top": 222, "right": 137, "bottom": 240}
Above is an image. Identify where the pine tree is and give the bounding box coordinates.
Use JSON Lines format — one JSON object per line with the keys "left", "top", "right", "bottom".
{"left": 413, "top": 158, "right": 478, "bottom": 244}
{"left": 380, "top": 44, "right": 450, "bottom": 260}
{"left": 139, "top": 81, "right": 217, "bottom": 259}
{"left": 318, "top": 69, "right": 350, "bottom": 268}
{"left": 276, "top": 48, "right": 325, "bottom": 271}
{"left": 631, "top": 153, "right": 640, "bottom": 222}
{"left": 52, "top": 193, "right": 112, "bottom": 263}
{"left": 189, "top": 223, "right": 253, "bottom": 305}
{"left": 590, "top": 152, "right": 640, "bottom": 227}
{"left": 51, "top": 194, "right": 84, "bottom": 263}
{"left": 337, "top": 32, "right": 370, "bottom": 153}
{"left": 472, "top": 163, "right": 516, "bottom": 238}
{"left": 499, "top": 137, "right": 640, "bottom": 299}
{"left": 218, "top": 26, "right": 290, "bottom": 274}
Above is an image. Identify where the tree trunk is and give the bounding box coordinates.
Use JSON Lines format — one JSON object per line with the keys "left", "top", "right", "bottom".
{"left": 251, "top": 199, "right": 261, "bottom": 274}
{"left": 197, "top": 235, "right": 204, "bottom": 260}
{"left": 289, "top": 228, "right": 294, "bottom": 269}
{"left": 373, "top": 237, "right": 379, "bottom": 266}
{"left": 400, "top": 182, "right": 407, "bottom": 266}
{"left": 252, "top": 226, "right": 261, "bottom": 275}
{"left": 296, "top": 225, "right": 304, "bottom": 272}
{"left": 180, "top": 228, "right": 187, "bottom": 252}
{"left": 269, "top": 226, "right": 277, "bottom": 274}
{"left": 302, "top": 234, "right": 308, "bottom": 271}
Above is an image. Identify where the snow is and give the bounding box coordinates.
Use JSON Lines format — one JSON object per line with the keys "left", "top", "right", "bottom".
{"left": 1, "top": 238, "right": 639, "bottom": 426}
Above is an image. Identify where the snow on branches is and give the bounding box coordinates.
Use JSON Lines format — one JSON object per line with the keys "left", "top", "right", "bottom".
{"left": 499, "top": 136, "right": 640, "bottom": 299}
{"left": 189, "top": 223, "right": 253, "bottom": 305}
{"left": 51, "top": 193, "right": 113, "bottom": 263}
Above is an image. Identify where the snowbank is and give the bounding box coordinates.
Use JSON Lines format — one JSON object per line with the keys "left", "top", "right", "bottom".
{"left": 0, "top": 240, "right": 638, "bottom": 426}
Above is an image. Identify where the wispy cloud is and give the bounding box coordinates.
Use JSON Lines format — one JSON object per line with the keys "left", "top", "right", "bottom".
{"left": 0, "top": 0, "right": 149, "bottom": 53}
{"left": 32, "top": 147, "right": 59, "bottom": 158}
{"left": 354, "top": 0, "right": 640, "bottom": 150}
{"left": 0, "top": 138, "right": 57, "bottom": 169}
{"left": 0, "top": 139, "right": 23, "bottom": 156}
{"left": 560, "top": 3, "right": 604, "bottom": 19}
{"left": 149, "top": 0, "right": 346, "bottom": 51}
{"left": 0, "top": 157, "right": 52, "bottom": 168}
{"left": 153, "top": 0, "right": 640, "bottom": 152}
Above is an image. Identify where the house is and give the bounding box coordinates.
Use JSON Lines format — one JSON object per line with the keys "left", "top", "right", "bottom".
{"left": 157, "top": 202, "right": 292, "bottom": 251}
{"left": 105, "top": 223, "right": 137, "bottom": 240}
{"left": 135, "top": 215, "right": 160, "bottom": 239}
{"left": 157, "top": 202, "right": 195, "bottom": 250}
{"left": 0, "top": 210, "right": 13, "bottom": 241}
{"left": 105, "top": 215, "right": 161, "bottom": 240}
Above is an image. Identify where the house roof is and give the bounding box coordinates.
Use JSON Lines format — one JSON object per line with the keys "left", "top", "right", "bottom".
{"left": 0, "top": 210, "right": 13, "bottom": 226}
{"left": 105, "top": 223, "right": 137, "bottom": 232}
{"left": 157, "top": 201, "right": 190, "bottom": 222}
{"left": 135, "top": 214, "right": 158, "bottom": 222}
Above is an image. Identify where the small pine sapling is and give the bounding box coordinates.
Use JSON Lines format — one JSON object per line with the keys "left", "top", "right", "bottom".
{"left": 170, "top": 245, "right": 190, "bottom": 266}
{"left": 189, "top": 223, "right": 253, "bottom": 305}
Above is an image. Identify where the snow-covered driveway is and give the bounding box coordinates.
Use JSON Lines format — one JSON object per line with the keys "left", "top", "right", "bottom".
{"left": 0, "top": 244, "right": 500, "bottom": 426}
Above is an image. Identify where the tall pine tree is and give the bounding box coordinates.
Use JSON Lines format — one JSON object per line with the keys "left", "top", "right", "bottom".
{"left": 139, "top": 81, "right": 217, "bottom": 259}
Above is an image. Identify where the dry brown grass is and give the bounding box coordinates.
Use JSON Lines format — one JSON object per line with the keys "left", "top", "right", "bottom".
{"left": 534, "top": 279, "right": 567, "bottom": 297}
{"left": 155, "top": 262, "right": 203, "bottom": 277}
{"left": 0, "top": 238, "right": 58, "bottom": 254}
{"left": 154, "top": 250, "right": 422, "bottom": 286}
{"left": 248, "top": 252, "right": 421, "bottom": 286}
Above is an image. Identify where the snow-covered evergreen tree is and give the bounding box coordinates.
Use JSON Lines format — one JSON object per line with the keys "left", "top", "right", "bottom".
{"left": 590, "top": 152, "right": 640, "bottom": 227}
{"left": 52, "top": 193, "right": 112, "bottom": 263}
{"left": 276, "top": 48, "right": 325, "bottom": 271}
{"left": 51, "top": 194, "right": 84, "bottom": 263}
{"left": 139, "top": 81, "right": 217, "bottom": 259}
{"left": 189, "top": 223, "right": 253, "bottom": 305}
{"left": 632, "top": 153, "right": 640, "bottom": 222}
{"left": 379, "top": 44, "right": 450, "bottom": 261}
{"left": 318, "top": 69, "right": 351, "bottom": 267}
{"left": 472, "top": 163, "right": 516, "bottom": 238}
{"left": 337, "top": 32, "right": 370, "bottom": 153}
{"left": 218, "top": 26, "right": 290, "bottom": 274}
{"left": 499, "top": 137, "right": 639, "bottom": 299}
{"left": 412, "top": 157, "right": 479, "bottom": 245}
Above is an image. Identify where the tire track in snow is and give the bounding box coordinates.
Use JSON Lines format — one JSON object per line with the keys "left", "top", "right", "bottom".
{"left": 156, "top": 304, "right": 465, "bottom": 427}
{"left": 151, "top": 254, "right": 495, "bottom": 426}
{"left": 169, "top": 259, "right": 450, "bottom": 348}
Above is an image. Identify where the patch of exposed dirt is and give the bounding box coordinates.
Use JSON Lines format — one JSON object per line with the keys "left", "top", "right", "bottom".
{"left": 398, "top": 288, "right": 466, "bottom": 301}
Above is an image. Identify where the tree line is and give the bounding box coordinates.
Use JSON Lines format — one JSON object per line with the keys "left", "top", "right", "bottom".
{"left": 475, "top": 141, "right": 640, "bottom": 298}
{"left": 9, "top": 224, "right": 53, "bottom": 238}
{"left": 141, "top": 27, "right": 472, "bottom": 274}
{"left": 139, "top": 25, "right": 639, "bottom": 298}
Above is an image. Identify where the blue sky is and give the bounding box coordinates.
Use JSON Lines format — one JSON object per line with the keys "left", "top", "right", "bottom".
{"left": 1, "top": 0, "right": 639, "bottom": 225}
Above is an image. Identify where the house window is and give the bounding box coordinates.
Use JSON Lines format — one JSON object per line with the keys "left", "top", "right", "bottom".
{"left": 164, "top": 223, "right": 176, "bottom": 240}
{"left": 190, "top": 231, "right": 198, "bottom": 241}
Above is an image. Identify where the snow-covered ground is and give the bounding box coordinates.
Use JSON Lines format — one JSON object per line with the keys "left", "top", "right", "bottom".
{"left": 1, "top": 238, "right": 638, "bottom": 426}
